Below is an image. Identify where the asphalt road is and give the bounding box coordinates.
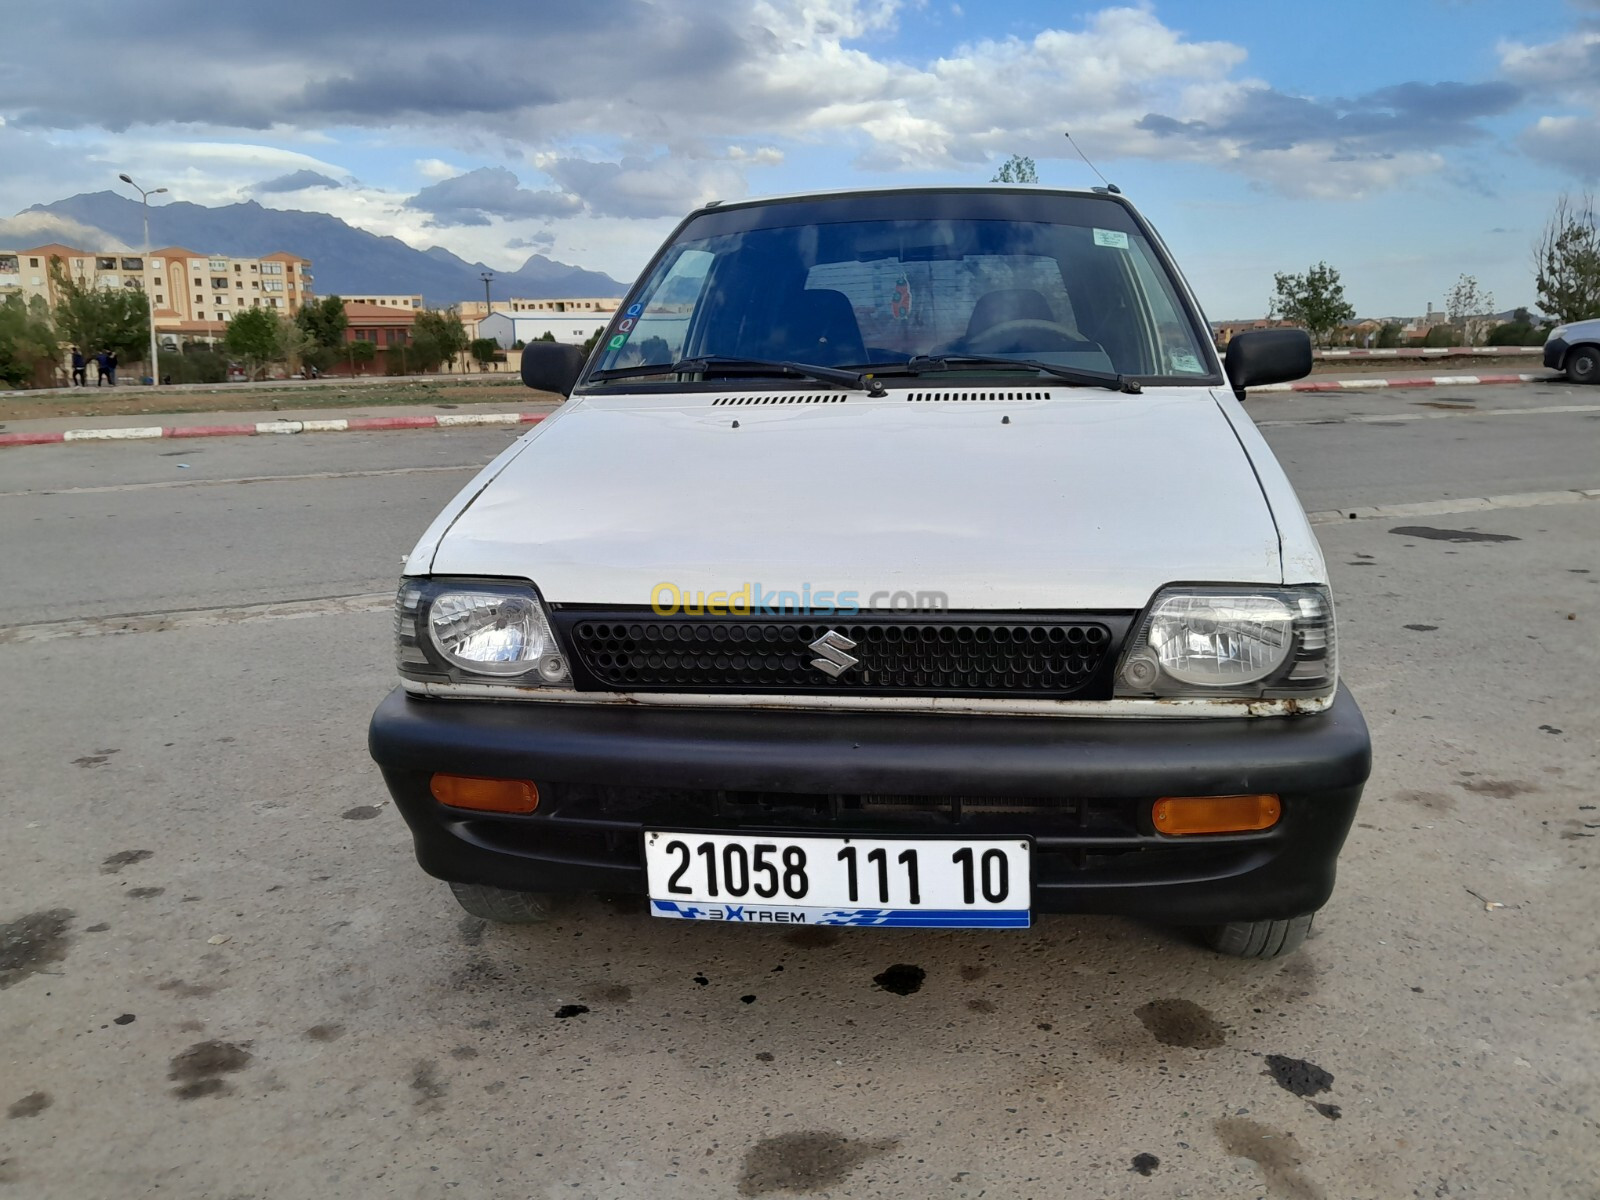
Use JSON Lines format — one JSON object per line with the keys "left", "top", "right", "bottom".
{"left": 1, "top": 383, "right": 1596, "bottom": 1199}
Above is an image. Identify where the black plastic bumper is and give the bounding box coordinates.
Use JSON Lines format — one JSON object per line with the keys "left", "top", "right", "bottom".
{"left": 368, "top": 686, "right": 1371, "bottom": 925}
{"left": 1544, "top": 337, "right": 1569, "bottom": 371}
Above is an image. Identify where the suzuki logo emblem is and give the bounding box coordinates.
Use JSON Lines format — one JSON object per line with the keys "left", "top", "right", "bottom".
{"left": 808, "top": 630, "right": 859, "bottom": 678}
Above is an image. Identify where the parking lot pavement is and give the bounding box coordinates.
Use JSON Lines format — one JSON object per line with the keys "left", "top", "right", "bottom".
{"left": 0, "top": 385, "right": 1596, "bottom": 1198}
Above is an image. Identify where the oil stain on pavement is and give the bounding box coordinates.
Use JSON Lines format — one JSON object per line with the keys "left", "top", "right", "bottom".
{"left": 1135, "top": 998, "right": 1228, "bottom": 1048}
{"left": 7, "top": 1092, "right": 51, "bottom": 1120}
{"left": 1215, "top": 1117, "right": 1326, "bottom": 1200}
{"left": 736, "top": 1131, "right": 900, "bottom": 1198}
{"left": 1263, "top": 1054, "right": 1334, "bottom": 1097}
{"left": 168, "top": 1040, "right": 253, "bottom": 1100}
{"left": 100, "top": 849, "right": 152, "bottom": 874}
{"left": 872, "top": 964, "right": 925, "bottom": 995}
{"left": 0, "top": 909, "right": 74, "bottom": 990}
{"left": 1388, "top": 526, "right": 1520, "bottom": 543}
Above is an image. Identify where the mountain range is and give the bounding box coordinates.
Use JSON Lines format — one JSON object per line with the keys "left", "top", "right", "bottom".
{"left": 10, "top": 192, "right": 625, "bottom": 306}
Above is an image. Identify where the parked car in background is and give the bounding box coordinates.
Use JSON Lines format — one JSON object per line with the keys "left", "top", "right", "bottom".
{"left": 369, "top": 185, "right": 1372, "bottom": 959}
{"left": 1544, "top": 317, "right": 1600, "bottom": 384}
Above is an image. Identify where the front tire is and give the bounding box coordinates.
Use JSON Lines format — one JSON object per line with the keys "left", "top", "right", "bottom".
{"left": 1566, "top": 344, "right": 1599, "bottom": 385}
{"left": 1203, "top": 911, "right": 1315, "bottom": 958}
{"left": 449, "top": 881, "right": 555, "bottom": 924}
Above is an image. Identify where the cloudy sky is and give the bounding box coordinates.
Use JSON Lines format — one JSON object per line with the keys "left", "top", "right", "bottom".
{"left": 1, "top": 0, "right": 1595, "bottom": 316}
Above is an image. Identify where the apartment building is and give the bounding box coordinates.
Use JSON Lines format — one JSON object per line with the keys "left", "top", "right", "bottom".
{"left": 457, "top": 297, "right": 618, "bottom": 320}
{"left": 0, "top": 243, "right": 314, "bottom": 342}
{"left": 343, "top": 294, "right": 422, "bottom": 310}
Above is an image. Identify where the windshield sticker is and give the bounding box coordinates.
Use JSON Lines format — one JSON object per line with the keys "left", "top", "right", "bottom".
{"left": 1169, "top": 352, "right": 1204, "bottom": 373}
{"left": 626, "top": 302, "right": 643, "bottom": 318}
{"left": 607, "top": 334, "right": 628, "bottom": 350}
{"left": 1092, "top": 228, "right": 1130, "bottom": 250}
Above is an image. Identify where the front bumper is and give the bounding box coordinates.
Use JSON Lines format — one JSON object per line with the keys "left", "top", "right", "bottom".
{"left": 1544, "top": 336, "right": 1569, "bottom": 371}
{"left": 368, "top": 686, "right": 1371, "bottom": 925}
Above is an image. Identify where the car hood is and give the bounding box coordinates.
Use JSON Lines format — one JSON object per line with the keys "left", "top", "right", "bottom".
{"left": 422, "top": 388, "right": 1287, "bottom": 610}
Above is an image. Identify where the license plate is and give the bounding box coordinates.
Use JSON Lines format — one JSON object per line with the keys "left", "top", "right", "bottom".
{"left": 643, "top": 832, "right": 1031, "bottom": 928}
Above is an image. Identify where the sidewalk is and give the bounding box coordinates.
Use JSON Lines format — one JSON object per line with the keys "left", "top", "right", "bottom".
{"left": 0, "top": 397, "right": 561, "bottom": 447}
{"left": 0, "top": 368, "right": 1564, "bottom": 449}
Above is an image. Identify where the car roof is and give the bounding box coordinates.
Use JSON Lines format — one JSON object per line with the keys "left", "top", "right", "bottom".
{"left": 694, "top": 183, "right": 1134, "bottom": 217}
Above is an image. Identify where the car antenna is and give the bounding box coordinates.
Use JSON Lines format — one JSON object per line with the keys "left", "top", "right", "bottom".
{"left": 1064, "top": 131, "right": 1119, "bottom": 194}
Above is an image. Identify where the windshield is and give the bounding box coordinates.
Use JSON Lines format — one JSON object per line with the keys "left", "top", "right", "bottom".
{"left": 588, "top": 191, "right": 1216, "bottom": 386}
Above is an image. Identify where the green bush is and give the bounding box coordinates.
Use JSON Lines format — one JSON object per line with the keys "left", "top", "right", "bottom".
{"left": 1423, "top": 325, "right": 1459, "bottom": 348}
{"left": 1486, "top": 318, "right": 1552, "bottom": 346}
{"left": 157, "top": 347, "right": 229, "bottom": 384}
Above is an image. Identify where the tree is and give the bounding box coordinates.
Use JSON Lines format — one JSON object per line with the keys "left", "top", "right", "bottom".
{"left": 275, "top": 316, "right": 315, "bottom": 375}
{"left": 1445, "top": 274, "right": 1495, "bottom": 346}
{"left": 992, "top": 154, "right": 1038, "bottom": 183}
{"left": 470, "top": 337, "right": 500, "bottom": 370}
{"left": 49, "top": 257, "right": 149, "bottom": 364}
{"left": 1268, "top": 262, "right": 1356, "bottom": 348}
{"left": 295, "top": 294, "right": 348, "bottom": 349}
{"left": 1376, "top": 322, "right": 1402, "bottom": 349}
{"left": 1534, "top": 192, "right": 1600, "bottom": 323}
{"left": 346, "top": 339, "right": 377, "bottom": 373}
{"left": 0, "top": 294, "right": 60, "bottom": 387}
{"left": 224, "top": 307, "right": 281, "bottom": 379}
{"left": 411, "top": 308, "right": 471, "bottom": 372}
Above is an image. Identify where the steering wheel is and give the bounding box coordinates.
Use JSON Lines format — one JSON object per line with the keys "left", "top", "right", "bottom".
{"left": 963, "top": 319, "right": 1095, "bottom": 355}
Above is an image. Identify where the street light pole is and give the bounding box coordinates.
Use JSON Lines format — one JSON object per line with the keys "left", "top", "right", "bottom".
{"left": 118, "top": 174, "right": 167, "bottom": 387}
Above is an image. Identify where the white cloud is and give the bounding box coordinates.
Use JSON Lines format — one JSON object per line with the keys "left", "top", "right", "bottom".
{"left": 415, "top": 157, "right": 464, "bottom": 181}
{"left": 1498, "top": 29, "right": 1600, "bottom": 180}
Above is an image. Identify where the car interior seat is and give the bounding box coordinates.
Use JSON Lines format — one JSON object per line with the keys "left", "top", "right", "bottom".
{"left": 760, "top": 288, "right": 867, "bottom": 367}
{"left": 964, "top": 288, "right": 1058, "bottom": 342}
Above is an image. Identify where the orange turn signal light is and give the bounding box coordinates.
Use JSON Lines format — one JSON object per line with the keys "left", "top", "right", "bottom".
{"left": 430, "top": 774, "right": 540, "bottom": 814}
{"left": 1152, "top": 793, "right": 1280, "bottom": 836}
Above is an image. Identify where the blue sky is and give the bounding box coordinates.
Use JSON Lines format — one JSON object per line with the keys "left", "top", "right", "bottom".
{"left": 1, "top": 0, "right": 1595, "bottom": 317}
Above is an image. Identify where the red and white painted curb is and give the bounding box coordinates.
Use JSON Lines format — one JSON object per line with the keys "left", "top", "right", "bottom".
{"left": 1253, "top": 372, "right": 1547, "bottom": 394}
{"left": 0, "top": 410, "right": 547, "bottom": 449}
{"left": 0, "top": 372, "right": 1562, "bottom": 448}
{"left": 1313, "top": 346, "right": 1541, "bottom": 359}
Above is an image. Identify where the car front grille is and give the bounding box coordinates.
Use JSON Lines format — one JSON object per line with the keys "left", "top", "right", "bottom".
{"left": 552, "top": 611, "right": 1129, "bottom": 699}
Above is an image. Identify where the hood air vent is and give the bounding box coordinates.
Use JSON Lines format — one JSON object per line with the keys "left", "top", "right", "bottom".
{"left": 710, "top": 394, "right": 850, "bottom": 406}
{"left": 906, "top": 390, "right": 1050, "bottom": 402}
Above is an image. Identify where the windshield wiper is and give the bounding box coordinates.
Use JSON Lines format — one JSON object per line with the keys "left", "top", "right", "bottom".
{"left": 890, "top": 354, "right": 1141, "bottom": 394}
{"left": 589, "top": 355, "right": 887, "bottom": 397}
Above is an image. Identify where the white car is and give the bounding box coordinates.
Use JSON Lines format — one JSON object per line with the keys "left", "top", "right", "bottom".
{"left": 368, "top": 186, "right": 1371, "bottom": 959}
{"left": 1544, "top": 317, "right": 1600, "bottom": 384}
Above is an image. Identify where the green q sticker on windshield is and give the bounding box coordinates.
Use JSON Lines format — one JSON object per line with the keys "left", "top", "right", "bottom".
{"left": 1093, "top": 228, "right": 1129, "bottom": 250}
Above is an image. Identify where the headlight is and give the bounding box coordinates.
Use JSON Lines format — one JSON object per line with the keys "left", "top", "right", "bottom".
{"left": 1115, "top": 586, "right": 1336, "bottom": 700}
{"left": 396, "top": 579, "right": 571, "bottom": 687}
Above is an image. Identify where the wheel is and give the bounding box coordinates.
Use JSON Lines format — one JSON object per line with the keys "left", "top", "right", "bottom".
{"left": 1566, "top": 344, "right": 1599, "bottom": 385}
{"left": 448, "top": 881, "right": 555, "bottom": 923}
{"left": 1202, "top": 911, "right": 1315, "bottom": 958}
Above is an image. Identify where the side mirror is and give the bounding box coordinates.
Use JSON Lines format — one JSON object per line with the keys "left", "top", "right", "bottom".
{"left": 1225, "top": 329, "right": 1312, "bottom": 391}
{"left": 519, "top": 341, "right": 586, "bottom": 396}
